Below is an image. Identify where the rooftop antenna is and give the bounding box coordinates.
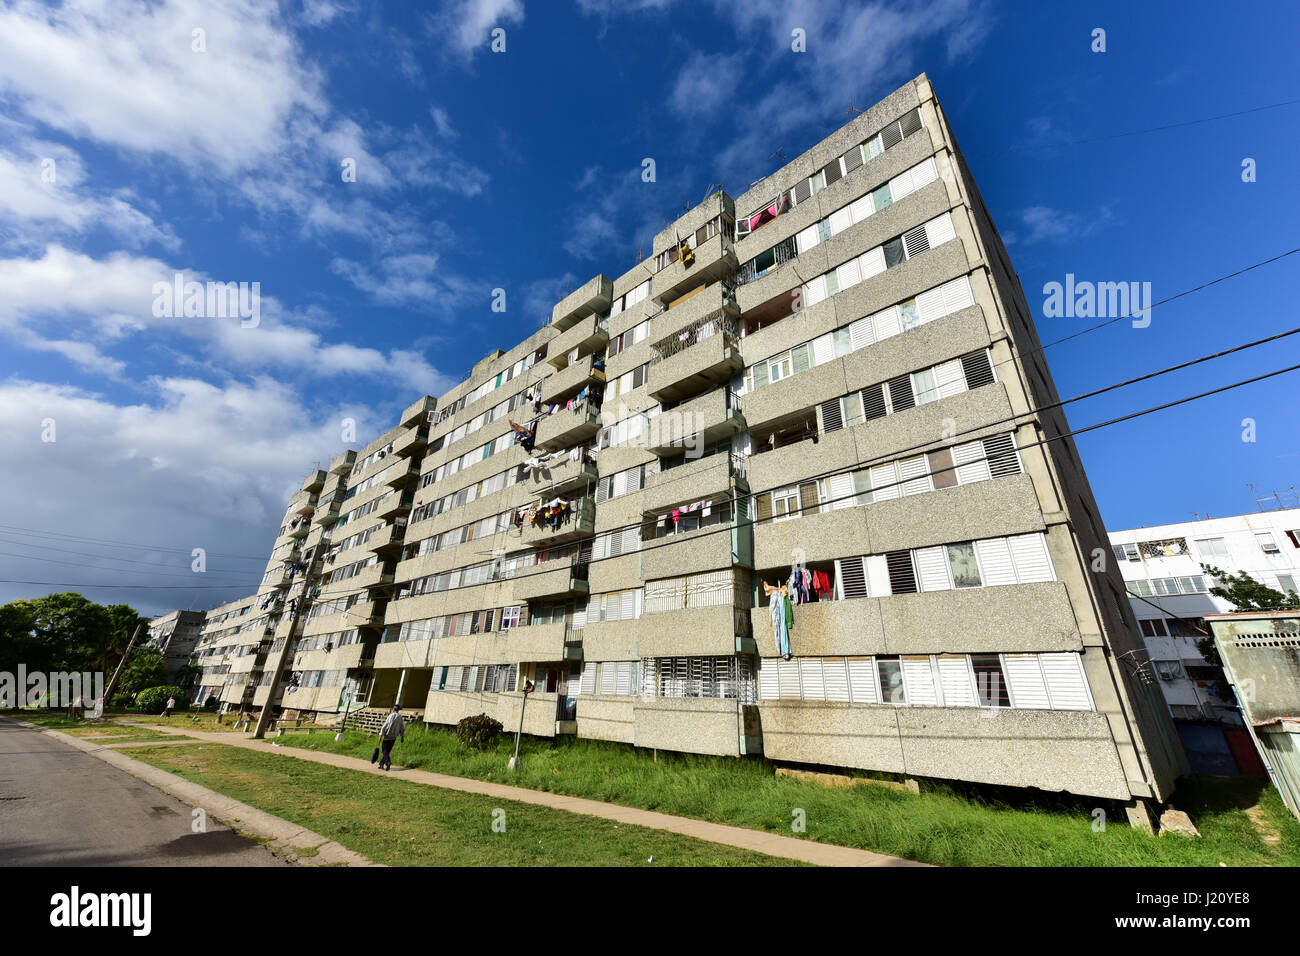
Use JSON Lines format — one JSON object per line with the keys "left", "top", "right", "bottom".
{"left": 845, "top": 100, "right": 863, "bottom": 117}
{"left": 702, "top": 183, "right": 724, "bottom": 202}
{"left": 770, "top": 147, "right": 787, "bottom": 165}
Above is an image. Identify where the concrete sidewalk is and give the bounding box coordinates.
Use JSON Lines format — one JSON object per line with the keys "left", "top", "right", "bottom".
{"left": 123, "top": 721, "right": 925, "bottom": 867}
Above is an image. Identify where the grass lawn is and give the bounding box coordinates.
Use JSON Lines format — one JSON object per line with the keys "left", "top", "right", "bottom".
{"left": 7, "top": 710, "right": 192, "bottom": 742}
{"left": 279, "top": 723, "right": 1300, "bottom": 867}
{"left": 126, "top": 743, "right": 802, "bottom": 867}
{"left": 124, "top": 712, "right": 251, "bottom": 734}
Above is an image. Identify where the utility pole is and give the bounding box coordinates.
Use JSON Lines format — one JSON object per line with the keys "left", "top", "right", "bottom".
{"left": 508, "top": 680, "right": 534, "bottom": 770}
{"left": 102, "top": 623, "right": 144, "bottom": 710}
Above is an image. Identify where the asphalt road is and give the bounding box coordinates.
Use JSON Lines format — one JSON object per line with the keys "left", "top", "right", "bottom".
{"left": 0, "top": 720, "right": 284, "bottom": 866}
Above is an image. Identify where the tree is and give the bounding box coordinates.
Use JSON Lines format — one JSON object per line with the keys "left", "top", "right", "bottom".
{"left": 1196, "top": 563, "right": 1299, "bottom": 671}
{"left": 0, "top": 601, "right": 40, "bottom": 674}
{"left": 0, "top": 594, "right": 150, "bottom": 676}
{"left": 119, "top": 646, "right": 168, "bottom": 696}
{"left": 174, "top": 662, "right": 202, "bottom": 690}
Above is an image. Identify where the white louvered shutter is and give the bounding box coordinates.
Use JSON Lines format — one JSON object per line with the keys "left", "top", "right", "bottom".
{"left": 829, "top": 206, "right": 853, "bottom": 236}
{"left": 800, "top": 658, "right": 826, "bottom": 700}
{"left": 934, "top": 359, "right": 966, "bottom": 399}
{"left": 924, "top": 213, "right": 956, "bottom": 247}
{"left": 849, "top": 316, "right": 876, "bottom": 351}
{"left": 598, "top": 663, "right": 617, "bottom": 695}
{"left": 1002, "top": 655, "right": 1050, "bottom": 709}
{"left": 1040, "top": 653, "right": 1093, "bottom": 710}
{"left": 911, "top": 157, "right": 938, "bottom": 189}
{"left": 616, "top": 662, "right": 636, "bottom": 696}
{"left": 865, "top": 555, "right": 891, "bottom": 597}
{"left": 848, "top": 194, "right": 871, "bottom": 223}
{"left": 937, "top": 656, "right": 977, "bottom": 706}
{"left": 914, "top": 286, "right": 947, "bottom": 325}
{"left": 952, "top": 439, "right": 991, "bottom": 484}
{"left": 915, "top": 547, "right": 952, "bottom": 592}
{"left": 776, "top": 658, "right": 802, "bottom": 698}
{"left": 579, "top": 662, "right": 597, "bottom": 695}
{"left": 974, "top": 538, "right": 1017, "bottom": 586}
{"left": 858, "top": 246, "right": 886, "bottom": 280}
{"left": 890, "top": 166, "right": 916, "bottom": 202}
{"left": 759, "top": 661, "right": 779, "bottom": 699}
{"left": 804, "top": 276, "right": 827, "bottom": 308}
{"left": 812, "top": 333, "right": 835, "bottom": 366}
{"left": 1008, "top": 533, "right": 1054, "bottom": 583}
{"left": 899, "top": 455, "right": 931, "bottom": 496}
{"left": 828, "top": 472, "right": 856, "bottom": 510}
{"left": 872, "top": 304, "right": 901, "bottom": 341}
{"left": 902, "top": 225, "right": 930, "bottom": 259}
{"left": 822, "top": 658, "right": 851, "bottom": 701}
{"left": 941, "top": 275, "right": 975, "bottom": 312}
{"left": 795, "top": 223, "right": 821, "bottom": 254}
{"left": 869, "top": 462, "right": 900, "bottom": 501}
{"left": 846, "top": 658, "right": 877, "bottom": 703}
{"left": 902, "top": 657, "right": 938, "bottom": 706}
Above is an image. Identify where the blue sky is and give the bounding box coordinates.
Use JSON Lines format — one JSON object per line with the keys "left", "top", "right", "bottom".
{"left": 0, "top": 0, "right": 1297, "bottom": 616}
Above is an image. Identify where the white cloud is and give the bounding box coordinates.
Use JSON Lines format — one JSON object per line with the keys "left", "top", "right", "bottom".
{"left": 669, "top": 52, "right": 742, "bottom": 118}
{"left": 429, "top": 0, "right": 525, "bottom": 58}
{"left": 1006, "top": 205, "right": 1116, "bottom": 246}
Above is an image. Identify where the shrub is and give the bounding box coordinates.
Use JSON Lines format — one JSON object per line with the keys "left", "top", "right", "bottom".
{"left": 135, "top": 685, "right": 188, "bottom": 715}
{"left": 110, "top": 694, "right": 135, "bottom": 712}
{"left": 455, "top": 713, "right": 503, "bottom": 750}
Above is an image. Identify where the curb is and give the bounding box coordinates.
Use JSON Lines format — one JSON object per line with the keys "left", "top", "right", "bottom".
{"left": 5, "top": 718, "right": 381, "bottom": 867}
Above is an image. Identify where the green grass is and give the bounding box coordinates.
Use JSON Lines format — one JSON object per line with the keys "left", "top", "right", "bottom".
{"left": 126, "top": 743, "right": 801, "bottom": 867}
{"left": 278, "top": 722, "right": 1300, "bottom": 867}
{"left": 7, "top": 711, "right": 192, "bottom": 742}
{"left": 124, "top": 713, "right": 252, "bottom": 734}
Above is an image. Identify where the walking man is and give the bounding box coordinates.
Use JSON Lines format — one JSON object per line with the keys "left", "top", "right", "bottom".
{"left": 163, "top": 695, "right": 176, "bottom": 719}
{"left": 378, "top": 705, "right": 405, "bottom": 771}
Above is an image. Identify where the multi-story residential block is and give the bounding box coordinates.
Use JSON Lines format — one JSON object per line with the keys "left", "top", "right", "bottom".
{"left": 146, "top": 609, "right": 206, "bottom": 684}
{"left": 190, "top": 595, "right": 257, "bottom": 706}
{"left": 219, "top": 74, "right": 1187, "bottom": 803}
{"left": 1108, "top": 507, "right": 1300, "bottom": 724}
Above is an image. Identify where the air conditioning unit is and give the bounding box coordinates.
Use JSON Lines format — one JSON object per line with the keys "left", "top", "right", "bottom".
{"left": 377, "top": 450, "right": 386, "bottom": 459}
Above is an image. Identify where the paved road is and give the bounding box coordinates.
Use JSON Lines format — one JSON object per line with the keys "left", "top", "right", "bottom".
{"left": 0, "top": 720, "right": 284, "bottom": 866}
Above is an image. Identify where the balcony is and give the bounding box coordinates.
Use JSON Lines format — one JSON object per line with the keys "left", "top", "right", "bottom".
{"left": 300, "top": 469, "right": 327, "bottom": 493}
{"left": 330, "top": 449, "right": 357, "bottom": 475}
{"left": 341, "top": 563, "right": 396, "bottom": 592}
{"left": 509, "top": 556, "right": 590, "bottom": 602}
{"left": 368, "top": 522, "right": 407, "bottom": 554}
{"left": 392, "top": 425, "right": 429, "bottom": 459}
{"left": 539, "top": 354, "right": 606, "bottom": 406}
{"left": 376, "top": 490, "right": 414, "bottom": 519}
{"left": 517, "top": 498, "right": 595, "bottom": 548}
{"left": 649, "top": 282, "right": 739, "bottom": 345}
{"left": 314, "top": 497, "right": 344, "bottom": 526}
{"left": 647, "top": 333, "right": 743, "bottom": 404}
{"left": 518, "top": 456, "right": 598, "bottom": 498}
{"left": 651, "top": 233, "right": 738, "bottom": 307}
{"left": 400, "top": 395, "right": 437, "bottom": 428}
{"left": 639, "top": 523, "right": 738, "bottom": 580}
{"left": 383, "top": 460, "right": 421, "bottom": 488}
{"left": 551, "top": 274, "right": 613, "bottom": 331}
{"left": 644, "top": 389, "right": 745, "bottom": 456}
{"left": 534, "top": 403, "right": 602, "bottom": 452}
{"left": 547, "top": 312, "right": 609, "bottom": 368}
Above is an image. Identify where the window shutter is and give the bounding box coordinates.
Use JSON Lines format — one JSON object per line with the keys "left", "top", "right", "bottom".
{"left": 848, "top": 194, "right": 872, "bottom": 224}
{"left": 911, "top": 156, "right": 937, "bottom": 188}
{"left": 799, "top": 481, "right": 821, "bottom": 515}
{"left": 983, "top": 433, "right": 1022, "bottom": 477}
{"left": 837, "top": 557, "right": 868, "bottom": 598}
{"left": 924, "top": 213, "right": 956, "bottom": 246}
{"left": 961, "top": 350, "right": 995, "bottom": 389}
{"left": 799, "top": 658, "right": 826, "bottom": 700}
{"left": 812, "top": 333, "right": 835, "bottom": 366}
{"left": 886, "top": 550, "right": 917, "bottom": 594}
{"left": 823, "top": 158, "right": 843, "bottom": 187}
{"left": 776, "top": 658, "right": 802, "bottom": 697}
{"left": 974, "top": 537, "right": 1017, "bottom": 586}
{"left": 902, "top": 225, "right": 931, "bottom": 259}
{"left": 828, "top": 206, "right": 853, "bottom": 236}
{"left": 598, "top": 663, "right": 617, "bottom": 695}
{"left": 865, "top": 554, "right": 891, "bottom": 596}
{"left": 792, "top": 343, "right": 812, "bottom": 374}
{"left": 890, "top": 166, "right": 916, "bottom": 202}
{"left": 621, "top": 590, "right": 635, "bottom": 620}
{"left": 935, "top": 359, "right": 966, "bottom": 399}
{"left": 795, "top": 223, "right": 821, "bottom": 254}
{"left": 868, "top": 462, "right": 899, "bottom": 501}
{"left": 952, "top": 439, "right": 991, "bottom": 483}
{"left": 1040, "top": 653, "right": 1092, "bottom": 710}
{"left": 792, "top": 179, "right": 813, "bottom": 205}
{"left": 579, "top": 662, "right": 597, "bottom": 695}
{"left": 898, "top": 107, "right": 922, "bottom": 137}
{"left": 938, "top": 656, "right": 977, "bottom": 706}
{"left": 848, "top": 316, "right": 876, "bottom": 351}
{"left": 914, "top": 286, "right": 947, "bottom": 325}
{"left": 858, "top": 246, "right": 886, "bottom": 280}
{"left": 828, "top": 472, "right": 856, "bottom": 510}
{"left": 847, "top": 657, "right": 878, "bottom": 703}
{"left": 616, "top": 662, "right": 636, "bottom": 696}
{"left": 861, "top": 383, "right": 888, "bottom": 421}
{"left": 1008, "top": 533, "right": 1054, "bottom": 583}
{"left": 756, "top": 493, "right": 773, "bottom": 521}
{"left": 915, "top": 546, "right": 952, "bottom": 591}
{"left": 758, "top": 661, "right": 779, "bottom": 699}
{"left": 899, "top": 455, "right": 930, "bottom": 496}
{"left": 880, "top": 120, "right": 903, "bottom": 149}
{"left": 887, "top": 375, "right": 915, "bottom": 412}
{"left": 941, "top": 275, "right": 975, "bottom": 312}
{"left": 901, "top": 656, "right": 937, "bottom": 705}
{"left": 842, "top": 144, "right": 864, "bottom": 172}
{"left": 819, "top": 397, "right": 844, "bottom": 433}
{"left": 928, "top": 448, "right": 958, "bottom": 489}
{"left": 1002, "top": 654, "right": 1050, "bottom": 709}
{"left": 822, "top": 658, "right": 850, "bottom": 701}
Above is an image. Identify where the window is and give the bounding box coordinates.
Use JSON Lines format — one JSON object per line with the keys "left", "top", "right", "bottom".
{"left": 1139, "top": 618, "right": 1170, "bottom": 638}
{"left": 947, "top": 542, "right": 982, "bottom": 588}
{"left": 1113, "top": 542, "right": 1140, "bottom": 562}
{"left": 876, "top": 656, "right": 904, "bottom": 703}
{"left": 1153, "top": 660, "right": 1184, "bottom": 681}
{"left": 1256, "top": 531, "right": 1281, "bottom": 554}
{"left": 971, "top": 655, "right": 1008, "bottom": 707}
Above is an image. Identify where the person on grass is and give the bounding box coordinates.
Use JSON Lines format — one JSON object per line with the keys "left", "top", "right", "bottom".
{"left": 378, "top": 705, "right": 405, "bottom": 771}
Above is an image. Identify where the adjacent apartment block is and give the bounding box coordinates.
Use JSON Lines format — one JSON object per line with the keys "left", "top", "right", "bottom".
{"left": 211, "top": 74, "right": 1186, "bottom": 802}
{"left": 146, "top": 609, "right": 206, "bottom": 684}
{"left": 1108, "top": 507, "right": 1300, "bottom": 724}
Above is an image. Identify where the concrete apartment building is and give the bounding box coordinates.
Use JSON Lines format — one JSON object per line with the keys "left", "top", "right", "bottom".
{"left": 206, "top": 74, "right": 1187, "bottom": 802}
{"left": 1108, "top": 507, "right": 1300, "bottom": 724}
{"left": 190, "top": 594, "right": 258, "bottom": 708}
{"left": 146, "top": 609, "right": 206, "bottom": 684}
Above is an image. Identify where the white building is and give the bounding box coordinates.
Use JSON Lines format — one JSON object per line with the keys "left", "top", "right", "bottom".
{"left": 1109, "top": 507, "right": 1300, "bottom": 724}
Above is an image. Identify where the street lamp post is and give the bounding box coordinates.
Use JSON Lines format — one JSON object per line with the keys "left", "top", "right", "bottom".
{"left": 508, "top": 680, "right": 534, "bottom": 771}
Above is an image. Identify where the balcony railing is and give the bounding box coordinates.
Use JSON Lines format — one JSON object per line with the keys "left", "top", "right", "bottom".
{"left": 649, "top": 314, "right": 740, "bottom": 365}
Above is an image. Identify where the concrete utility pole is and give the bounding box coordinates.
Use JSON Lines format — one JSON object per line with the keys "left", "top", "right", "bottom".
{"left": 102, "top": 623, "right": 144, "bottom": 709}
